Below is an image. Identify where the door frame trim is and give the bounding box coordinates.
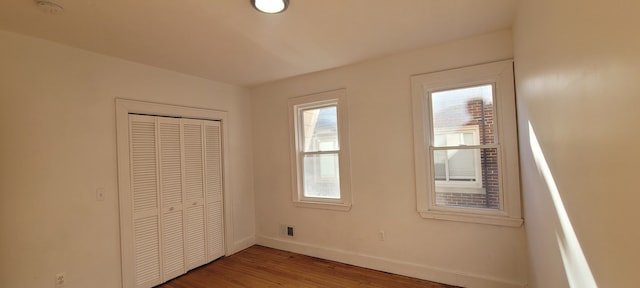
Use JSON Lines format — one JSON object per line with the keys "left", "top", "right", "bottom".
{"left": 115, "top": 98, "right": 233, "bottom": 287}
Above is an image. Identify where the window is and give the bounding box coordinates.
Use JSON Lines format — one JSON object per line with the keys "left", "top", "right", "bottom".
{"left": 411, "top": 60, "right": 522, "bottom": 226}
{"left": 289, "top": 89, "right": 352, "bottom": 210}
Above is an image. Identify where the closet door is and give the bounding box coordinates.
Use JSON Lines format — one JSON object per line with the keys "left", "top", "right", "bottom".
{"left": 204, "top": 121, "right": 225, "bottom": 261}
{"left": 123, "top": 114, "right": 224, "bottom": 288}
{"left": 181, "top": 119, "right": 208, "bottom": 270}
{"left": 128, "top": 115, "right": 162, "bottom": 288}
{"left": 157, "top": 117, "right": 186, "bottom": 280}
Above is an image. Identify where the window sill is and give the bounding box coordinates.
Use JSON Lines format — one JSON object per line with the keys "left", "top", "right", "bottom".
{"left": 418, "top": 210, "right": 523, "bottom": 227}
{"left": 293, "top": 200, "right": 352, "bottom": 211}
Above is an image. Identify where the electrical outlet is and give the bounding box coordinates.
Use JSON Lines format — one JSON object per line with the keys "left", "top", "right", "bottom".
{"left": 281, "top": 224, "right": 295, "bottom": 238}
{"left": 55, "top": 272, "right": 66, "bottom": 287}
{"left": 378, "top": 230, "right": 385, "bottom": 241}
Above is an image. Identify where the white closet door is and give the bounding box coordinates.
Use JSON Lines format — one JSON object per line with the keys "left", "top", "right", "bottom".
{"left": 129, "top": 115, "right": 162, "bottom": 288}
{"left": 204, "top": 121, "right": 225, "bottom": 261}
{"left": 181, "top": 119, "right": 207, "bottom": 270}
{"left": 157, "top": 117, "right": 186, "bottom": 280}
{"left": 123, "top": 114, "right": 224, "bottom": 288}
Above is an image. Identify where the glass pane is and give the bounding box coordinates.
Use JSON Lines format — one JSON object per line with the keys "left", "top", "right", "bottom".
{"left": 319, "top": 154, "right": 337, "bottom": 178}
{"left": 434, "top": 134, "right": 446, "bottom": 147}
{"left": 433, "top": 148, "right": 479, "bottom": 183}
{"left": 431, "top": 85, "right": 495, "bottom": 146}
{"left": 448, "top": 149, "right": 476, "bottom": 180}
{"left": 462, "top": 133, "right": 474, "bottom": 145}
{"left": 433, "top": 150, "right": 446, "bottom": 180}
{"left": 303, "top": 153, "right": 340, "bottom": 199}
{"left": 434, "top": 148, "right": 499, "bottom": 210}
{"left": 301, "top": 106, "right": 339, "bottom": 152}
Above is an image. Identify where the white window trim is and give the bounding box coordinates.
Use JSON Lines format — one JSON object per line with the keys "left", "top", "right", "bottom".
{"left": 411, "top": 60, "right": 523, "bottom": 227}
{"left": 288, "top": 89, "right": 352, "bottom": 211}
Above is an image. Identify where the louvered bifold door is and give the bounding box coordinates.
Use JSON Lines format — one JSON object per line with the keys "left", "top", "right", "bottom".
{"left": 204, "top": 120, "right": 225, "bottom": 261}
{"left": 128, "top": 115, "right": 162, "bottom": 288}
{"left": 181, "top": 119, "right": 207, "bottom": 270}
{"left": 157, "top": 117, "right": 186, "bottom": 281}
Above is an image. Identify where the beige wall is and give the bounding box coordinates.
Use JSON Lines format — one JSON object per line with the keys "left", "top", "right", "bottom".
{"left": 0, "top": 30, "right": 255, "bottom": 288}
{"left": 251, "top": 30, "right": 528, "bottom": 288}
{"left": 514, "top": 0, "right": 640, "bottom": 287}
{"left": 8, "top": 2, "right": 639, "bottom": 285}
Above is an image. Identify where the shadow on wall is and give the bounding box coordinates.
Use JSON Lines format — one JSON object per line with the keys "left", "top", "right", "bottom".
{"left": 527, "top": 121, "right": 597, "bottom": 288}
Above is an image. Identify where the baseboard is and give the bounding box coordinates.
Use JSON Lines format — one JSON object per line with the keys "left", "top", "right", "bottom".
{"left": 228, "top": 235, "right": 256, "bottom": 255}
{"left": 256, "top": 235, "right": 526, "bottom": 288}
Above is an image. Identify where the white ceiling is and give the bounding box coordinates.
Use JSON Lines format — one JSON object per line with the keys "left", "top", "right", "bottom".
{"left": 0, "top": 0, "right": 518, "bottom": 86}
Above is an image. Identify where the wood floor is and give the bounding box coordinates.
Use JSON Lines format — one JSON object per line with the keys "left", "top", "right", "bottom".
{"left": 157, "top": 245, "right": 459, "bottom": 288}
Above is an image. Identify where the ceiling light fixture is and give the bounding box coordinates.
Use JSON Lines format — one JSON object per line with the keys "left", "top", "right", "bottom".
{"left": 251, "top": 0, "right": 289, "bottom": 14}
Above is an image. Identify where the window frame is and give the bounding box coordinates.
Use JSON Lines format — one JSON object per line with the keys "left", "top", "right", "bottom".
{"left": 411, "top": 60, "right": 522, "bottom": 226}
{"left": 288, "top": 89, "right": 352, "bottom": 211}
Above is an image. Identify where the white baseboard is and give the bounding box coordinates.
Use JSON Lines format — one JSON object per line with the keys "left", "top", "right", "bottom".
{"left": 228, "top": 234, "right": 256, "bottom": 255}
{"left": 256, "top": 235, "right": 526, "bottom": 288}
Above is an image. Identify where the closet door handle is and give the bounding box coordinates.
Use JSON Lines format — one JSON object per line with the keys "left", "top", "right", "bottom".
{"left": 192, "top": 202, "right": 197, "bottom": 206}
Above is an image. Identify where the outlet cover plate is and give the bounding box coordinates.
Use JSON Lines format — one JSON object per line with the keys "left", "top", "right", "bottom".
{"left": 55, "top": 272, "right": 66, "bottom": 287}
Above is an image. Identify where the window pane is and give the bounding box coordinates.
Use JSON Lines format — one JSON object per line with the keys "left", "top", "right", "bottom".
{"left": 431, "top": 85, "right": 495, "bottom": 146}
{"left": 434, "top": 148, "right": 500, "bottom": 210}
{"left": 433, "top": 150, "right": 447, "bottom": 180}
{"left": 301, "top": 106, "right": 339, "bottom": 152}
{"left": 462, "top": 133, "right": 474, "bottom": 145}
{"left": 433, "top": 148, "right": 479, "bottom": 183}
{"left": 448, "top": 149, "right": 476, "bottom": 180}
{"left": 319, "top": 154, "right": 338, "bottom": 178}
{"left": 303, "top": 153, "right": 340, "bottom": 199}
{"left": 434, "top": 134, "right": 446, "bottom": 147}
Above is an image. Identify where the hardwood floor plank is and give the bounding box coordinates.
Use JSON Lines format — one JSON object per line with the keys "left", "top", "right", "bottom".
{"left": 156, "top": 245, "right": 459, "bottom": 288}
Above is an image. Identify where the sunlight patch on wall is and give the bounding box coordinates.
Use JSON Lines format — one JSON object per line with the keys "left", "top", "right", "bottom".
{"left": 528, "top": 122, "right": 597, "bottom": 288}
